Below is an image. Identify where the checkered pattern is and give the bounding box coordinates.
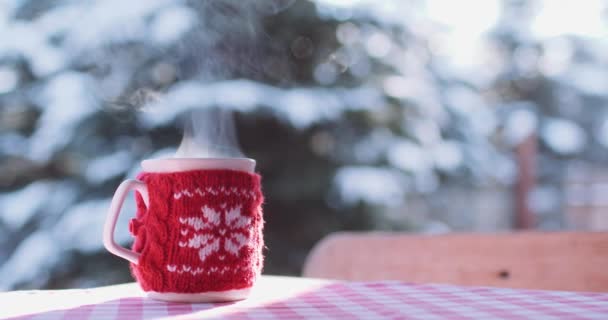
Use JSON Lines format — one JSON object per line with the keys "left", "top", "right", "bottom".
{"left": 2, "top": 277, "right": 608, "bottom": 319}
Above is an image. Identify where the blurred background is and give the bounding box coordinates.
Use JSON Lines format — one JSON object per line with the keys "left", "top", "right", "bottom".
{"left": 1, "top": 0, "right": 607, "bottom": 290}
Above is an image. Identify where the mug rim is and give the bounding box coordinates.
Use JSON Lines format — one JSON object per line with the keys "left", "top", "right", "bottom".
{"left": 141, "top": 157, "right": 256, "bottom": 173}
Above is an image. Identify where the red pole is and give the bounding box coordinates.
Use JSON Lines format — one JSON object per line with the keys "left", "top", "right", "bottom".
{"left": 515, "top": 133, "right": 537, "bottom": 229}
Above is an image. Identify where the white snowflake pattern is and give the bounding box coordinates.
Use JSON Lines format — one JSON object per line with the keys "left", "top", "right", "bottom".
{"left": 179, "top": 204, "right": 251, "bottom": 263}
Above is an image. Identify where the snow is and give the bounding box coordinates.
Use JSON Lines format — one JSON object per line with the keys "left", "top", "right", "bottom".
{"left": 431, "top": 141, "right": 463, "bottom": 172}
{"left": 336, "top": 22, "right": 360, "bottom": 45}
{"left": 353, "top": 129, "right": 395, "bottom": 163}
{"left": 0, "top": 0, "right": 25, "bottom": 19}
{"left": 386, "top": 136, "right": 455, "bottom": 192}
{"left": 334, "top": 166, "right": 407, "bottom": 206}
{"left": 0, "top": 231, "right": 60, "bottom": 290}
{"left": 504, "top": 107, "right": 538, "bottom": 146}
{"left": 85, "top": 151, "right": 133, "bottom": 184}
{"left": 29, "top": 72, "right": 99, "bottom": 161}
{"left": 0, "top": 0, "right": 183, "bottom": 73}
{"left": 531, "top": 0, "right": 607, "bottom": 39}
{"left": 63, "top": 0, "right": 173, "bottom": 50}
{"left": 32, "top": 5, "right": 84, "bottom": 38}
{"left": 413, "top": 170, "right": 439, "bottom": 193}
{"left": 0, "top": 132, "right": 27, "bottom": 156}
{"left": 542, "top": 118, "right": 587, "bottom": 155}
{"left": 364, "top": 31, "right": 392, "bottom": 58}
{"left": 313, "top": 62, "right": 338, "bottom": 85}
{"left": 410, "top": 119, "right": 441, "bottom": 146}
{"left": 425, "top": 0, "right": 500, "bottom": 33}
{"left": 53, "top": 198, "right": 134, "bottom": 254}
{"left": 464, "top": 143, "right": 517, "bottom": 185}
{"left": 316, "top": 0, "right": 417, "bottom": 26}
{"left": 0, "top": 0, "right": 177, "bottom": 87}
{"left": 141, "top": 79, "right": 383, "bottom": 129}
{"left": 382, "top": 76, "right": 410, "bottom": 99}
{"left": 539, "top": 38, "right": 573, "bottom": 77}
{"left": 255, "top": 0, "right": 296, "bottom": 15}
{"left": 29, "top": 45, "right": 66, "bottom": 77}
{"left": 0, "top": 182, "right": 50, "bottom": 230}
{"left": 317, "top": 0, "right": 364, "bottom": 7}
{"left": 349, "top": 53, "right": 371, "bottom": 78}
{"left": 0, "top": 181, "right": 79, "bottom": 231}
{"left": 280, "top": 89, "right": 341, "bottom": 127}
{"left": 150, "top": 5, "right": 197, "bottom": 45}
{"left": 0, "top": 21, "right": 67, "bottom": 77}
{"left": 0, "top": 66, "right": 18, "bottom": 94}
{"left": 564, "top": 63, "right": 608, "bottom": 97}
{"left": 444, "top": 85, "right": 485, "bottom": 115}
{"left": 470, "top": 105, "right": 498, "bottom": 137}
{"left": 43, "top": 182, "right": 79, "bottom": 218}
{"left": 141, "top": 80, "right": 261, "bottom": 124}
{"left": 387, "top": 140, "right": 433, "bottom": 174}
{"left": 445, "top": 85, "right": 498, "bottom": 137}
{"left": 125, "top": 147, "right": 177, "bottom": 179}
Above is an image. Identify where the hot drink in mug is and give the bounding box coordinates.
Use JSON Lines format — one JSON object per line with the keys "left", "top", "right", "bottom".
{"left": 103, "top": 157, "right": 264, "bottom": 302}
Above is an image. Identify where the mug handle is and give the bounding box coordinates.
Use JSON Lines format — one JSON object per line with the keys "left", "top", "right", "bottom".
{"left": 103, "top": 179, "right": 149, "bottom": 265}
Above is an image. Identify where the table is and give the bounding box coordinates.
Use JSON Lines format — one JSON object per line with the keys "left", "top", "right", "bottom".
{"left": 2, "top": 275, "right": 607, "bottom": 319}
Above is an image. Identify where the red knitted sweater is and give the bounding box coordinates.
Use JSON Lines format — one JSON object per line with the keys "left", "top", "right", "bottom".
{"left": 129, "top": 169, "right": 264, "bottom": 293}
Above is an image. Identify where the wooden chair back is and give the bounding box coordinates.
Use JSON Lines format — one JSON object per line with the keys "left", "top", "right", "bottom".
{"left": 303, "top": 231, "right": 608, "bottom": 292}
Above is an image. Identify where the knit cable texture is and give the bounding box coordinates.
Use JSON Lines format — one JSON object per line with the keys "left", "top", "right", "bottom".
{"left": 128, "top": 169, "right": 264, "bottom": 293}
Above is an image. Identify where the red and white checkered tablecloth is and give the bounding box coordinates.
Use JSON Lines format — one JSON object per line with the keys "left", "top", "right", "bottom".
{"left": 2, "top": 276, "right": 607, "bottom": 319}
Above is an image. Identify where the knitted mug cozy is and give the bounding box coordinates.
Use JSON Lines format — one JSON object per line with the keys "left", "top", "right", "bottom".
{"left": 128, "top": 169, "right": 264, "bottom": 294}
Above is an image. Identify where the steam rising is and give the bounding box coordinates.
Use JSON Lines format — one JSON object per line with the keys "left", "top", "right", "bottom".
{"left": 173, "top": 0, "right": 293, "bottom": 82}
{"left": 114, "top": 0, "right": 297, "bottom": 159}
{"left": 175, "top": 108, "right": 244, "bottom": 158}
{"left": 171, "top": 1, "right": 296, "bottom": 159}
